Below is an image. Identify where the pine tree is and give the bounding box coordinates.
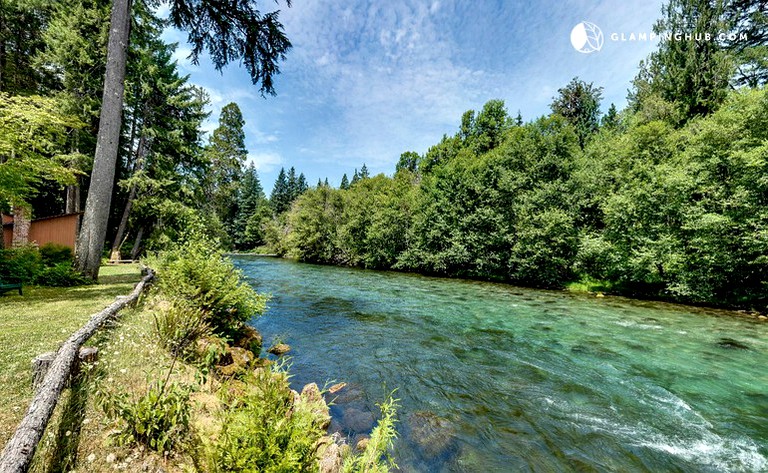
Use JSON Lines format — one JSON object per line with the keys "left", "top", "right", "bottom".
{"left": 340, "top": 173, "right": 350, "bottom": 190}
{"left": 515, "top": 110, "right": 523, "bottom": 126}
{"left": 351, "top": 168, "right": 360, "bottom": 185}
{"left": 601, "top": 103, "right": 619, "bottom": 129}
{"left": 75, "top": 0, "right": 292, "bottom": 279}
{"left": 360, "top": 164, "right": 369, "bottom": 179}
{"left": 550, "top": 77, "right": 603, "bottom": 148}
{"left": 271, "top": 167, "right": 290, "bottom": 214}
{"left": 233, "top": 163, "right": 267, "bottom": 248}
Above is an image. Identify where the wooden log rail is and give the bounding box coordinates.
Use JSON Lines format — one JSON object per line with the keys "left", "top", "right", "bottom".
{"left": 0, "top": 269, "right": 154, "bottom": 473}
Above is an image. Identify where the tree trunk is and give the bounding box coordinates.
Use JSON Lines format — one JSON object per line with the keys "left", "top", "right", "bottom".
{"left": 110, "top": 134, "right": 147, "bottom": 261}
{"left": 130, "top": 225, "right": 144, "bottom": 260}
{"left": 11, "top": 205, "right": 30, "bottom": 248}
{"left": 74, "top": 0, "right": 132, "bottom": 281}
{"left": 65, "top": 184, "right": 81, "bottom": 214}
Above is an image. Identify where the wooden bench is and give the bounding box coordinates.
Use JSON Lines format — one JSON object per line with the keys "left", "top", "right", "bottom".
{"left": 0, "top": 282, "right": 22, "bottom": 295}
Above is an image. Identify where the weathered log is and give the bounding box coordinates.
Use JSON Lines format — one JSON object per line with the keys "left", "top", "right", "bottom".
{"left": 0, "top": 269, "right": 154, "bottom": 473}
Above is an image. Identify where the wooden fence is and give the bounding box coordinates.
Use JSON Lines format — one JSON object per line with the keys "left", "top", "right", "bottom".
{"left": 0, "top": 270, "right": 154, "bottom": 473}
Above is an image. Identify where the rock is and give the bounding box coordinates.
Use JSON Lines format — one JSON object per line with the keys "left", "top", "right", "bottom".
{"left": 195, "top": 336, "right": 230, "bottom": 365}
{"left": 301, "top": 383, "right": 331, "bottom": 429}
{"left": 409, "top": 411, "right": 455, "bottom": 458}
{"left": 106, "top": 453, "right": 116, "bottom": 463}
{"left": 717, "top": 338, "right": 750, "bottom": 350}
{"left": 229, "top": 347, "right": 255, "bottom": 368}
{"left": 268, "top": 343, "right": 291, "bottom": 356}
{"left": 332, "top": 383, "right": 365, "bottom": 404}
{"left": 234, "top": 326, "right": 263, "bottom": 356}
{"left": 316, "top": 437, "right": 342, "bottom": 473}
{"left": 328, "top": 382, "right": 347, "bottom": 394}
{"left": 758, "top": 315, "right": 767, "bottom": 321}
{"left": 355, "top": 435, "right": 370, "bottom": 451}
{"left": 596, "top": 292, "right": 605, "bottom": 298}
{"left": 341, "top": 407, "right": 375, "bottom": 432}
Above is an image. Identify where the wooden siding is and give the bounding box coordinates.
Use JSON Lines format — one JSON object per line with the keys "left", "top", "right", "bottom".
{"left": 2, "top": 214, "right": 80, "bottom": 249}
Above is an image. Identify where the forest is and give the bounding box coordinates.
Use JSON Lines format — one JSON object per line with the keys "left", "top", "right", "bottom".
{"left": 258, "top": 1, "right": 768, "bottom": 309}
{"left": 1, "top": 0, "right": 766, "bottom": 310}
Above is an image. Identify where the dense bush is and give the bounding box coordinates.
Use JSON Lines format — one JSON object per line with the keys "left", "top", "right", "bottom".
{"left": 0, "top": 246, "right": 42, "bottom": 283}
{"left": 146, "top": 234, "right": 267, "bottom": 337}
{"left": 34, "top": 262, "right": 90, "bottom": 287}
{"left": 39, "top": 242, "right": 73, "bottom": 266}
{"left": 205, "top": 368, "right": 324, "bottom": 472}
{"left": 153, "top": 301, "right": 210, "bottom": 357}
{"left": 273, "top": 89, "right": 768, "bottom": 309}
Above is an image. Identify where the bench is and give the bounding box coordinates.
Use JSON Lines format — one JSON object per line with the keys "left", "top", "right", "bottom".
{"left": 0, "top": 282, "right": 22, "bottom": 296}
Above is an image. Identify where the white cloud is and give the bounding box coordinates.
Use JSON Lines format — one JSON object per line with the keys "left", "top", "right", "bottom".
{"left": 248, "top": 152, "right": 283, "bottom": 173}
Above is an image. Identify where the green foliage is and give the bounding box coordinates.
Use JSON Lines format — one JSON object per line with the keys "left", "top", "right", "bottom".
{"left": 34, "top": 262, "right": 90, "bottom": 287}
{"left": 276, "top": 86, "right": 768, "bottom": 309}
{"left": 153, "top": 300, "right": 210, "bottom": 357}
{"left": 205, "top": 368, "right": 325, "bottom": 472}
{"left": 0, "top": 247, "right": 42, "bottom": 284}
{"left": 39, "top": 242, "right": 73, "bottom": 266}
{"left": 0, "top": 93, "right": 83, "bottom": 207}
{"left": 341, "top": 395, "right": 399, "bottom": 473}
{"left": 146, "top": 234, "right": 267, "bottom": 336}
{"left": 550, "top": 77, "right": 603, "bottom": 148}
{"left": 101, "top": 381, "right": 193, "bottom": 453}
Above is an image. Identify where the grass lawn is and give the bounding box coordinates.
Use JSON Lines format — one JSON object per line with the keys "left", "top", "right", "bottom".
{"left": 0, "top": 264, "right": 142, "bottom": 448}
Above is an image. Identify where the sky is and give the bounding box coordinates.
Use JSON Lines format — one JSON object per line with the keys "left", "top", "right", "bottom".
{"left": 161, "top": 0, "right": 665, "bottom": 193}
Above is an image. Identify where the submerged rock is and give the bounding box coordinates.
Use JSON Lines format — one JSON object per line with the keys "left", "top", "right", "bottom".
{"left": 341, "top": 407, "right": 375, "bottom": 432}
{"left": 409, "top": 411, "right": 455, "bottom": 459}
{"left": 717, "top": 338, "right": 750, "bottom": 350}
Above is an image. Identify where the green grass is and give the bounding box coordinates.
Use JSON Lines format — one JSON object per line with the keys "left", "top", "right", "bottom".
{"left": 565, "top": 277, "right": 614, "bottom": 294}
{"left": 0, "top": 264, "right": 142, "bottom": 447}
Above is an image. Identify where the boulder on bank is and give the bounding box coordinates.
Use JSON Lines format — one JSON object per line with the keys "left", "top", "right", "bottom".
{"left": 234, "top": 326, "right": 263, "bottom": 355}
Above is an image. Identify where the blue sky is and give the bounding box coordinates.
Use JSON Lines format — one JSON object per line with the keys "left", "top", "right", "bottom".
{"left": 161, "top": 0, "right": 664, "bottom": 193}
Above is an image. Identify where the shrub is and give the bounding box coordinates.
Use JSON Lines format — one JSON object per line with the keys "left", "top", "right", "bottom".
{"left": 146, "top": 235, "right": 267, "bottom": 337}
{"left": 341, "top": 395, "right": 399, "bottom": 473}
{"left": 153, "top": 300, "right": 210, "bottom": 357}
{"left": 0, "top": 246, "right": 42, "bottom": 283}
{"left": 101, "top": 381, "right": 193, "bottom": 453}
{"left": 205, "top": 368, "right": 325, "bottom": 472}
{"left": 39, "top": 242, "right": 73, "bottom": 266}
{"left": 34, "top": 262, "right": 90, "bottom": 287}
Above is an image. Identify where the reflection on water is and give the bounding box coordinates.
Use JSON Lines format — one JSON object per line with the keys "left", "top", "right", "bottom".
{"left": 236, "top": 256, "right": 768, "bottom": 472}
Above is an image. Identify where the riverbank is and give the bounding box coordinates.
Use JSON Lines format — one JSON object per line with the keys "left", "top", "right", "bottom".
{"left": 0, "top": 252, "right": 396, "bottom": 471}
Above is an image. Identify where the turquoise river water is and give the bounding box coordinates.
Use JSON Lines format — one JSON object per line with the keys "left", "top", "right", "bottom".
{"left": 235, "top": 256, "right": 768, "bottom": 472}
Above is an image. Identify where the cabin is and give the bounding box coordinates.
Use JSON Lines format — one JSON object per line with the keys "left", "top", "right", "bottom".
{"left": 2, "top": 213, "right": 81, "bottom": 249}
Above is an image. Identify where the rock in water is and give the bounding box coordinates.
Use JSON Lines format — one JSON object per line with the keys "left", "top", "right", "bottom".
{"left": 717, "top": 338, "right": 750, "bottom": 350}
{"left": 268, "top": 343, "right": 291, "bottom": 356}
{"left": 409, "top": 411, "right": 455, "bottom": 459}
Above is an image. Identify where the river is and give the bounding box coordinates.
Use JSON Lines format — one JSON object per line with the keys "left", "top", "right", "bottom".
{"left": 235, "top": 256, "right": 768, "bottom": 472}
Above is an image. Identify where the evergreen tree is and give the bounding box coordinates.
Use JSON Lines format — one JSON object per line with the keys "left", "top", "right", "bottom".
{"left": 550, "top": 77, "right": 603, "bottom": 148}
{"left": 271, "top": 167, "right": 290, "bottom": 214}
{"left": 297, "top": 173, "right": 308, "bottom": 194}
{"left": 233, "top": 163, "right": 268, "bottom": 248}
{"left": 515, "top": 110, "right": 523, "bottom": 126}
{"left": 204, "top": 102, "right": 248, "bottom": 244}
{"left": 351, "top": 168, "right": 360, "bottom": 185}
{"left": 324, "top": 177, "right": 329, "bottom": 187}
{"left": 601, "top": 103, "right": 619, "bottom": 129}
{"left": 630, "top": 0, "right": 731, "bottom": 120}
{"left": 360, "top": 164, "right": 369, "bottom": 179}
{"left": 340, "top": 173, "right": 350, "bottom": 189}
{"left": 76, "top": 0, "right": 292, "bottom": 279}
